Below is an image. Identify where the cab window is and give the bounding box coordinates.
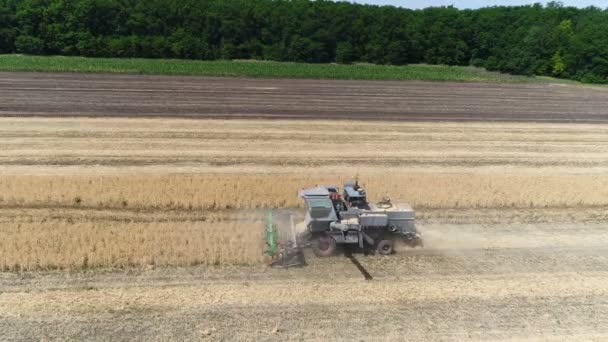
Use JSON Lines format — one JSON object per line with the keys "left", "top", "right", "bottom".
{"left": 306, "top": 198, "right": 332, "bottom": 209}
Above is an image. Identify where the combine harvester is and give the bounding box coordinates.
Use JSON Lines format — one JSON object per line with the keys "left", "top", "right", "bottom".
{"left": 266, "top": 180, "right": 423, "bottom": 270}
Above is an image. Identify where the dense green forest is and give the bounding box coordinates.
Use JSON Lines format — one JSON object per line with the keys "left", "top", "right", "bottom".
{"left": 0, "top": 0, "right": 607, "bottom": 83}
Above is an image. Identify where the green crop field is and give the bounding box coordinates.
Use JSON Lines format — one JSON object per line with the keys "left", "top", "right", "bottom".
{"left": 0, "top": 54, "right": 565, "bottom": 83}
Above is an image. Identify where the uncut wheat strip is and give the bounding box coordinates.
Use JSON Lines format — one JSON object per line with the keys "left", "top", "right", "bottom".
{"left": 0, "top": 217, "right": 265, "bottom": 270}
{"left": 1, "top": 174, "right": 607, "bottom": 210}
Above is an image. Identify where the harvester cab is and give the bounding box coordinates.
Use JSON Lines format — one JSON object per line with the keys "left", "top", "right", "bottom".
{"left": 342, "top": 180, "right": 369, "bottom": 209}
{"left": 265, "top": 180, "right": 422, "bottom": 268}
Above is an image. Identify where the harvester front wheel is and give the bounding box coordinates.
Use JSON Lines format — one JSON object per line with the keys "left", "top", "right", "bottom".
{"left": 376, "top": 239, "right": 395, "bottom": 255}
{"left": 312, "top": 234, "right": 336, "bottom": 257}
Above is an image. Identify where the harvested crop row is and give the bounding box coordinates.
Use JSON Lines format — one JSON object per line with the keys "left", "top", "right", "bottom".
{"left": 2, "top": 118, "right": 608, "bottom": 176}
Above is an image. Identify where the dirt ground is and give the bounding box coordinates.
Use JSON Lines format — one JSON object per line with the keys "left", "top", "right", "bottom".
{"left": 1, "top": 217, "right": 607, "bottom": 341}
{"left": 1, "top": 72, "right": 607, "bottom": 122}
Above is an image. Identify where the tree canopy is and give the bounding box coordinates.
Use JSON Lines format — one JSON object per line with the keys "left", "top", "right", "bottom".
{"left": 1, "top": 0, "right": 607, "bottom": 83}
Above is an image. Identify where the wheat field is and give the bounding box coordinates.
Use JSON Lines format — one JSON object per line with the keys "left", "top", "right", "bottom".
{"left": 1, "top": 174, "right": 607, "bottom": 210}
{"left": 1, "top": 117, "right": 607, "bottom": 269}
{"left": 0, "top": 209, "right": 264, "bottom": 270}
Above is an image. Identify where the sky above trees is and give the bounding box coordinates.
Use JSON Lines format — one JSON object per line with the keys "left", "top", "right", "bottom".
{"left": 352, "top": 0, "right": 608, "bottom": 9}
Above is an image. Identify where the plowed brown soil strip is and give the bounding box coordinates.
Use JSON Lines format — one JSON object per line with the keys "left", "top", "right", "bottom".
{"left": 1, "top": 72, "right": 607, "bottom": 122}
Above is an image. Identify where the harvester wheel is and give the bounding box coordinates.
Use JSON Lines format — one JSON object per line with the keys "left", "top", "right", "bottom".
{"left": 312, "top": 234, "right": 336, "bottom": 257}
{"left": 376, "top": 239, "right": 394, "bottom": 255}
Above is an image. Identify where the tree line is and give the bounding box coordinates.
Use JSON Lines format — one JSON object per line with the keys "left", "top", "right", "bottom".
{"left": 1, "top": 0, "right": 607, "bottom": 83}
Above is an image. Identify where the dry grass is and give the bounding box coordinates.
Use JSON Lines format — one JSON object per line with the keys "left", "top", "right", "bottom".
{"left": 1, "top": 174, "right": 607, "bottom": 210}
{"left": 0, "top": 210, "right": 264, "bottom": 271}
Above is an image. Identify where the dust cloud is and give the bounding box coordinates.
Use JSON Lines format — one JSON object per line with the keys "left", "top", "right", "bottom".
{"left": 416, "top": 224, "right": 487, "bottom": 251}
